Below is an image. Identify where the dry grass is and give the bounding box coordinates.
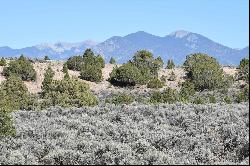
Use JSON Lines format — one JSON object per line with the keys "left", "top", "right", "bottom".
{"left": 0, "top": 61, "right": 240, "bottom": 94}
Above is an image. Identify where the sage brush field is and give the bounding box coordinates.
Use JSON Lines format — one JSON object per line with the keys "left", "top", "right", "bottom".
{"left": 0, "top": 103, "right": 249, "bottom": 165}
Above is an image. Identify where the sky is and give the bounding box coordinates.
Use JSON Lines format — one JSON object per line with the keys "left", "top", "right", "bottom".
{"left": 0, "top": 0, "right": 249, "bottom": 49}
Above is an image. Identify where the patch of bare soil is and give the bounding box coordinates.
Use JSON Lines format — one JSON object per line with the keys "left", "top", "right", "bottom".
{"left": 0, "top": 66, "right": 6, "bottom": 84}
{"left": 223, "top": 66, "right": 239, "bottom": 76}
{"left": 158, "top": 68, "right": 186, "bottom": 90}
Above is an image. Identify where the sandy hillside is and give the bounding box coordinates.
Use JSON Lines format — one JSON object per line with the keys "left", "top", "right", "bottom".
{"left": 0, "top": 62, "right": 240, "bottom": 94}
{"left": 0, "top": 66, "right": 6, "bottom": 84}
{"left": 223, "top": 66, "right": 239, "bottom": 75}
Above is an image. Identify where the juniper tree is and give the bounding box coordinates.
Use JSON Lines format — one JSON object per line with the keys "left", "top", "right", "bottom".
{"left": 3, "top": 55, "right": 36, "bottom": 81}
{"left": 62, "top": 63, "right": 68, "bottom": 73}
{"left": 64, "top": 70, "right": 70, "bottom": 79}
{"left": 0, "top": 75, "right": 37, "bottom": 111}
{"left": 166, "top": 59, "right": 175, "bottom": 69}
{"left": 237, "top": 58, "right": 249, "bottom": 82}
{"left": 42, "top": 65, "right": 55, "bottom": 95}
{"left": 96, "top": 55, "right": 105, "bottom": 68}
{"left": 79, "top": 49, "right": 104, "bottom": 82}
{"left": 80, "top": 64, "right": 103, "bottom": 82}
{"left": 108, "top": 50, "right": 163, "bottom": 87}
{"left": 154, "top": 56, "right": 164, "bottom": 68}
{"left": 183, "top": 53, "right": 233, "bottom": 91}
{"left": 108, "top": 63, "right": 143, "bottom": 86}
{"left": 109, "top": 57, "right": 116, "bottom": 64}
{"left": 41, "top": 78, "right": 98, "bottom": 108}
{"left": 63, "top": 63, "right": 70, "bottom": 79}
{"left": 0, "top": 57, "right": 6, "bottom": 66}
{"left": 66, "top": 56, "right": 83, "bottom": 71}
{"left": 44, "top": 55, "right": 50, "bottom": 61}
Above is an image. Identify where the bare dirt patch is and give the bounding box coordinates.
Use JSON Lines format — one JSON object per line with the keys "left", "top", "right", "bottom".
{"left": 0, "top": 66, "right": 6, "bottom": 84}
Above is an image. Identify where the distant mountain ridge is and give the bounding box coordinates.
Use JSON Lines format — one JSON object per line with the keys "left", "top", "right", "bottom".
{"left": 0, "top": 30, "right": 248, "bottom": 65}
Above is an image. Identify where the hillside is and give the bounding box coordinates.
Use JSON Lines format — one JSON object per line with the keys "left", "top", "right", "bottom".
{"left": 0, "top": 61, "right": 239, "bottom": 94}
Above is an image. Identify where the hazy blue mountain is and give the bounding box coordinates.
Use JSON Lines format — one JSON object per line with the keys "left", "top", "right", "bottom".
{"left": 0, "top": 30, "right": 248, "bottom": 65}
{"left": 0, "top": 40, "right": 99, "bottom": 60}
{"left": 94, "top": 30, "right": 249, "bottom": 65}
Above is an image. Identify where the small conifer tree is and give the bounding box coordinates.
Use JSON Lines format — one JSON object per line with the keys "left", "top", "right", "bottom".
{"left": 0, "top": 57, "right": 7, "bottom": 66}
{"left": 109, "top": 57, "right": 116, "bottom": 64}
{"left": 62, "top": 63, "right": 68, "bottom": 73}
{"left": 44, "top": 55, "right": 50, "bottom": 61}
{"left": 42, "top": 65, "right": 55, "bottom": 95}
{"left": 2, "top": 55, "right": 36, "bottom": 81}
{"left": 166, "top": 59, "right": 175, "bottom": 69}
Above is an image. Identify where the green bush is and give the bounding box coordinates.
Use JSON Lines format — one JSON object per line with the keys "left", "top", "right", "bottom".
{"left": 66, "top": 49, "right": 105, "bottom": 82}
{"left": 236, "top": 84, "right": 249, "bottom": 103}
{"left": 105, "top": 94, "right": 134, "bottom": 105}
{"left": 0, "top": 57, "right": 7, "bottom": 66}
{"left": 109, "top": 50, "right": 163, "bottom": 87}
{"left": 62, "top": 63, "right": 68, "bottom": 73}
{"left": 160, "top": 75, "right": 167, "bottom": 82}
{"left": 183, "top": 53, "right": 232, "bottom": 91}
{"left": 108, "top": 63, "right": 143, "bottom": 87}
{"left": 62, "top": 63, "right": 70, "bottom": 79}
{"left": 42, "top": 66, "right": 55, "bottom": 96}
{"left": 209, "top": 95, "right": 217, "bottom": 103}
{"left": 41, "top": 78, "right": 98, "bottom": 108}
{"left": 82, "top": 48, "right": 95, "bottom": 64}
{"left": 154, "top": 56, "right": 164, "bottom": 68}
{"left": 237, "top": 58, "right": 249, "bottom": 82}
{"left": 166, "top": 59, "right": 175, "bottom": 69}
{"left": 82, "top": 49, "right": 105, "bottom": 68}
{"left": 44, "top": 55, "right": 50, "bottom": 61}
{"left": 192, "top": 97, "right": 205, "bottom": 104}
{"left": 222, "top": 75, "right": 235, "bottom": 89}
{"left": 96, "top": 55, "right": 105, "bottom": 68}
{"left": 149, "top": 87, "right": 179, "bottom": 104}
{"left": 80, "top": 64, "right": 103, "bottom": 82}
{"left": 109, "top": 57, "right": 116, "bottom": 64}
{"left": 0, "top": 75, "right": 37, "bottom": 111}
{"left": 179, "top": 81, "right": 196, "bottom": 102}
{"left": 0, "top": 110, "right": 16, "bottom": 137}
{"left": 66, "top": 56, "right": 83, "bottom": 71}
{"left": 132, "top": 50, "right": 161, "bottom": 78}
{"left": 147, "top": 78, "right": 164, "bottom": 89}
{"left": 223, "top": 96, "right": 232, "bottom": 104}
{"left": 3, "top": 55, "right": 36, "bottom": 81}
{"left": 79, "top": 49, "right": 104, "bottom": 82}
{"left": 135, "top": 65, "right": 152, "bottom": 85}
{"left": 64, "top": 71, "right": 70, "bottom": 79}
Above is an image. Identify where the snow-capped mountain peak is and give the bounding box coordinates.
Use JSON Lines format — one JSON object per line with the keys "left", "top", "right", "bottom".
{"left": 35, "top": 40, "right": 98, "bottom": 53}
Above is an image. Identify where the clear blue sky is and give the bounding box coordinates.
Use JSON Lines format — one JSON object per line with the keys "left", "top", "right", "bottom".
{"left": 0, "top": 0, "right": 249, "bottom": 48}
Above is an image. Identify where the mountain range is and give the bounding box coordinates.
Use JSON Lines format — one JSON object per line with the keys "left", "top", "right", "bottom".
{"left": 0, "top": 30, "right": 248, "bottom": 65}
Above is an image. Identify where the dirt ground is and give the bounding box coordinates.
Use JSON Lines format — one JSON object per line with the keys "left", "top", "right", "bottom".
{"left": 0, "top": 61, "right": 239, "bottom": 94}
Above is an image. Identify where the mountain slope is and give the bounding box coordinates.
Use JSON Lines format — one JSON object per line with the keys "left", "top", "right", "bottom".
{"left": 94, "top": 30, "right": 248, "bottom": 65}
{"left": 0, "top": 31, "right": 248, "bottom": 65}
{"left": 0, "top": 40, "right": 99, "bottom": 60}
